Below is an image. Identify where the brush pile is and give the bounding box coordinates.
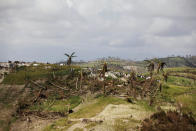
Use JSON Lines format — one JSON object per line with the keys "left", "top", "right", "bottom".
{"left": 141, "top": 110, "right": 196, "bottom": 131}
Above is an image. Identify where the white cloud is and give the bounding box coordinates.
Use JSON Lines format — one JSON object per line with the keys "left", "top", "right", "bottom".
{"left": 0, "top": 0, "right": 196, "bottom": 62}
{"left": 147, "top": 18, "right": 173, "bottom": 34}
{"left": 66, "top": 0, "right": 73, "bottom": 8}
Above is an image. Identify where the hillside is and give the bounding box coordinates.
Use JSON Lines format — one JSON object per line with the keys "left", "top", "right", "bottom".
{"left": 159, "top": 56, "right": 196, "bottom": 67}
{"left": 135, "top": 56, "right": 196, "bottom": 68}
{"left": 0, "top": 63, "right": 195, "bottom": 131}
{"left": 74, "top": 56, "right": 196, "bottom": 70}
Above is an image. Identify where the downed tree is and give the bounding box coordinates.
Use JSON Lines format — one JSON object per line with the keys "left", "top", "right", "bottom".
{"left": 48, "top": 82, "right": 69, "bottom": 91}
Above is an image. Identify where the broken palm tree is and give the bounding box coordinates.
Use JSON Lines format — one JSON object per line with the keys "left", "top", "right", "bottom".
{"left": 129, "top": 71, "right": 136, "bottom": 98}
{"left": 163, "top": 72, "right": 168, "bottom": 82}
{"left": 100, "top": 62, "right": 108, "bottom": 95}
{"left": 145, "top": 60, "right": 155, "bottom": 77}
{"left": 30, "top": 80, "right": 47, "bottom": 103}
{"left": 64, "top": 52, "right": 77, "bottom": 66}
{"left": 154, "top": 59, "right": 166, "bottom": 73}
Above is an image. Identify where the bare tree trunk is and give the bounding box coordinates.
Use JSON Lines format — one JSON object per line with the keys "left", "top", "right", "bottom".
{"left": 52, "top": 71, "right": 55, "bottom": 79}
{"left": 159, "top": 83, "right": 162, "bottom": 92}
{"left": 49, "top": 82, "right": 69, "bottom": 91}
{"left": 102, "top": 69, "right": 106, "bottom": 95}
{"left": 80, "top": 70, "right": 83, "bottom": 91}
{"left": 33, "top": 88, "right": 43, "bottom": 103}
{"left": 76, "top": 77, "right": 78, "bottom": 90}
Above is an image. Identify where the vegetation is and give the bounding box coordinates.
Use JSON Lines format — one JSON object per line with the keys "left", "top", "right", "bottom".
{"left": 43, "top": 118, "right": 76, "bottom": 131}
{"left": 70, "top": 96, "right": 129, "bottom": 118}
{"left": 29, "top": 96, "right": 81, "bottom": 113}
{"left": 141, "top": 110, "right": 196, "bottom": 131}
{"left": 0, "top": 55, "right": 196, "bottom": 131}
{"left": 2, "top": 65, "right": 80, "bottom": 85}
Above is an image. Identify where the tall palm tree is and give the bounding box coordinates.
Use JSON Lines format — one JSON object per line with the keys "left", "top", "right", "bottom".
{"left": 64, "top": 52, "right": 77, "bottom": 65}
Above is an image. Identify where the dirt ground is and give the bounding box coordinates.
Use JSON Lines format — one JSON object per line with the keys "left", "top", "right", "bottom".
{"left": 10, "top": 116, "right": 58, "bottom": 131}
{"left": 0, "top": 84, "right": 25, "bottom": 131}
{"left": 67, "top": 104, "right": 153, "bottom": 131}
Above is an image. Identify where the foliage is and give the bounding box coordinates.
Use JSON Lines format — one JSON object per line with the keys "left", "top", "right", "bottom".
{"left": 29, "top": 96, "right": 81, "bottom": 113}
{"left": 2, "top": 65, "right": 80, "bottom": 85}
{"left": 176, "top": 92, "right": 196, "bottom": 118}
{"left": 167, "top": 76, "right": 195, "bottom": 87}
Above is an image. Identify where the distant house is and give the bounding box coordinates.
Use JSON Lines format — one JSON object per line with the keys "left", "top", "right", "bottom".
{"left": 24, "top": 62, "right": 32, "bottom": 67}
{"left": 59, "top": 63, "right": 65, "bottom": 66}
{"left": 0, "top": 62, "right": 9, "bottom": 68}
{"left": 123, "top": 66, "right": 138, "bottom": 72}
{"left": 105, "top": 71, "right": 117, "bottom": 79}
{"left": 45, "top": 66, "right": 51, "bottom": 69}
{"left": 33, "top": 63, "right": 39, "bottom": 66}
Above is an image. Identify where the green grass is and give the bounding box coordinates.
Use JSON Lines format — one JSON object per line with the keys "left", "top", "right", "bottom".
{"left": 165, "top": 67, "right": 196, "bottom": 74}
{"left": 167, "top": 76, "right": 195, "bottom": 87}
{"left": 136, "top": 100, "right": 156, "bottom": 111}
{"left": 29, "top": 96, "right": 81, "bottom": 113}
{"left": 157, "top": 83, "right": 189, "bottom": 103}
{"left": 164, "top": 85, "right": 188, "bottom": 96}
{"left": 70, "top": 96, "right": 129, "bottom": 118}
{"left": 43, "top": 118, "right": 77, "bottom": 131}
{"left": 176, "top": 90, "right": 196, "bottom": 117}
{"left": 2, "top": 65, "right": 80, "bottom": 85}
{"left": 157, "top": 79, "right": 196, "bottom": 118}
{"left": 42, "top": 95, "right": 82, "bottom": 131}
{"left": 3, "top": 66, "right": 49, "bottom": 85}
{"left": 43, "top": 96, "right": 129, "bottom": 131}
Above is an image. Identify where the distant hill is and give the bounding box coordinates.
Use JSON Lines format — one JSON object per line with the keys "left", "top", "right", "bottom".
{"left": 157, "top": 56, "right": 196, "bottom": 67}
{"left": 60, "top": 56, "right": 196, "bottom": 68}
{"left": 134, "top": 56, "right": 196, "bottom": 68}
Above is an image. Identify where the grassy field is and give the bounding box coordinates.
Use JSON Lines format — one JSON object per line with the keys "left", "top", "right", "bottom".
{"left": 157, "top": 67, "right": 196, "bottom": 117}
{"left": 29, "top": 96, "right": 81, "bottom": 113}
{"left": 69, "top": 96, "right": 129, "bottom": 119}
{"left": 42, "top": 67, "right": 196, "bottom": 130}
{"left": 43, "top": 96, "right": 130, "bottom": 131}
{"left": 2, "top": 65, "right": 80, "bottom": 85}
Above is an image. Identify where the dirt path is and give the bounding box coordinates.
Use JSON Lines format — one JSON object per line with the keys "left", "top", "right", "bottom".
{"left": 67, "top": 104, "right": 153, "bottom": 131}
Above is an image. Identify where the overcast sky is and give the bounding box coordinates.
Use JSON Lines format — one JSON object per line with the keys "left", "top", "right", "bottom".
{"left": 0, "top": 0, "right": 196, "bottom": 62}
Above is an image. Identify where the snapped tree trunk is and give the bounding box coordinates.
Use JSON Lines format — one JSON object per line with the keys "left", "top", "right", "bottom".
{"left": 76, "top": 77, "right": 78, "bottom": 89}
{"left": 80, "top": 70, "right": 83, "bottom": 91}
